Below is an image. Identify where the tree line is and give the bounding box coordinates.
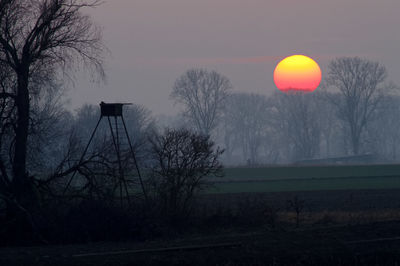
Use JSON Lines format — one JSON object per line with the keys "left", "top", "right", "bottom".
{"left": 169, "top": 59, "right": 397, "bottom": 165}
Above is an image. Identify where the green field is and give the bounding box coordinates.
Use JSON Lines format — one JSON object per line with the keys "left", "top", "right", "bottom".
{"left": 207, "top": 164, "right": 400, "bottom": 193}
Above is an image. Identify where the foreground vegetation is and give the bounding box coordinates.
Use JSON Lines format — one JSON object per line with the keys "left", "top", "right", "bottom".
{"left": 2, "top": 193, "right": 400, "bottom": 265}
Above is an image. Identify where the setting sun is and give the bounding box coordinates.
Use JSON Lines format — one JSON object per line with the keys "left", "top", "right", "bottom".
{"left": 274, "top": 55, "right": 321, "bottom": 92}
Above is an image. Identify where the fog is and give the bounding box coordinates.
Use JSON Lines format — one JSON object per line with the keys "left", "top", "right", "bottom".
{"left": 3, "top": 1, "right": 400, "bottom": 264}
{"left": 71, "top": 0, "right": 400, "bottom": 116}
{"left": 65, "top": 0, "right": 400, "bottom": 165}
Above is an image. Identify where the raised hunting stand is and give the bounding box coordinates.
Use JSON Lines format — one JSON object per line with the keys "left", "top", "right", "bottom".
{"left": 63, "top": 102, "right": 147, "bottom": 204}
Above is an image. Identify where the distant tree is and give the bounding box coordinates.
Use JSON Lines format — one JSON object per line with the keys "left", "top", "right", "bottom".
{"left": 171, "top": 69, "right": 231, "bottom": 136}
{"left": 224, "top": 93, "right": 271, "bottom": 165}
{"left": 367, "top": 94, "right": 400, "bottom": 160}
{"left": 123, "top": 104, "right": 156, "bottom": 154}
{"left": 27, "top": 83, "right": 73, "bottom": 174}
{"left": 313, "top": 91, "right": 342, "bottom": 157}
{"left": 325, "top": 57, "right": 389, "bottom": 155}
{"left": 74, "top": 104, "right": 103, "bottom": 139}
{"left": 148, "top": 129, "right": 223, "bottom": 221}
{"left": 271, "top": 92, "right": 321, "bottom": 161}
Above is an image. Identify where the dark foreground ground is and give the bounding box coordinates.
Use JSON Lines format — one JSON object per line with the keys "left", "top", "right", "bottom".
{"left": 2, "top": 221, "right": 400, "bottom": 266}
{"left": 3, "top": 189, "right": 400, "bottom": 265}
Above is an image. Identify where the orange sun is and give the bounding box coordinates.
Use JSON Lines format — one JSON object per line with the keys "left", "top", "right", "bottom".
{"left": 274, "top": 55, "right": 321, "bottom": 93}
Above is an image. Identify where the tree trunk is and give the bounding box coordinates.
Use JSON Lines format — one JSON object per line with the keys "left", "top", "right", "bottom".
{"left": 352, "top": 133, "right": 360, "bottom": 155}
{"left": 7, "top": 67, "right": 44, "bottom": 242}
{"left": 11, "top": 68, "right": 36, "bottom": 210}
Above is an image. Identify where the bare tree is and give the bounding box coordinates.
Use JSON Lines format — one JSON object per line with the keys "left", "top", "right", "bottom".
{"left": 171, "top": 69, "right": 231, "bottom": 136}
{"left": 367, "top": 94, "right": 400, "bottom": 160}
{"left": 123, "top": 104, "right": 156, "bottom": 154}
{"left": 287, "top": 195, "right": 305, "bottom": 228}
{"left": 313, "top": 91, "right": 342, "bottom": 157}
{"left": 271, "top": 91, "right": 321, "bottom": 161}
{"left": 325, "top": 57, "right": 388, "bottom": 155}
{"left": 224, "top": 93, "right": 271, "bottom": 165}
{"left": 148, "top": 129, "right": 223, "bottom": 220}
{"left": 0, "top": 0, "right": 105, "bottom": 212}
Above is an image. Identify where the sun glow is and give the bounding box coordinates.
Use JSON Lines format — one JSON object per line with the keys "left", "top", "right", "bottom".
{"left": 273, "top": 55, "right": 321, "bottom": 92}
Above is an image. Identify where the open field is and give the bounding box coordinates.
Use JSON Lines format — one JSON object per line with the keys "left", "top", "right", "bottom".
{"left": 4, "top": 165, "right": 400, "bottom": 265}
{"left": 208, "top": 164, "right": 400, "bottom": 193}
{"left": 199, "top": 189, "right": 400, "bottom": 212}
{"left": 3, "top": 188, "right": 400, "bottom": 265}
{"left": 222, "top": 164, "right": 400, "bottom": 180}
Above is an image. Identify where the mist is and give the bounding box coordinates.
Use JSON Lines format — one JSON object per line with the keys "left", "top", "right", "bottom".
{"left": 71, "top": 0, "right": 400, "bottom": 116}
{"left": 2, "top": 1, "right": 400, "bottom": 265}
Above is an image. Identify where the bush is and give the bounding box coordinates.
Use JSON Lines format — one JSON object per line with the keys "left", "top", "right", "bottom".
{"left": 147, "top": 129, "right": 224, "bottom": 224}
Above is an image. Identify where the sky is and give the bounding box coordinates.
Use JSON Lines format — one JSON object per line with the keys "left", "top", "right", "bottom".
{"left": 69, "top": 0, "right": 400, "bottom": 115}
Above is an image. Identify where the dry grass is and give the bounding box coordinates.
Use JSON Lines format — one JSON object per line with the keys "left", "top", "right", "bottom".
{"left": 279, "top": 208, "right": 400, "bottom": 226}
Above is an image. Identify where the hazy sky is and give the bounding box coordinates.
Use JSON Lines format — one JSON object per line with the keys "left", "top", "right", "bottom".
{"left": 69, "top": 0, "right": 400, "bottom": 115}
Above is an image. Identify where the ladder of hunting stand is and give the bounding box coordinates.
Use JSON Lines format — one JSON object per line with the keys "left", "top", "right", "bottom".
{"left": 109, "top": 117, "right": 129, "bottom": 152}
{"left": 106, "top": 116, "right": 130, "bottom": 205}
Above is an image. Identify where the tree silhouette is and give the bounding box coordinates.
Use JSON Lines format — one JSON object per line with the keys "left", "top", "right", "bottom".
{"left": 148, "top": 129, "right": 223, "bottom": 221}
{"left": 0, "top": 0, "right": 104, "bottom": 221}
{"left": 325, "top": 57, "right": 388, "bottom": 155}
{"left": 171, "top": 69, "right": 231, "bottom": 136}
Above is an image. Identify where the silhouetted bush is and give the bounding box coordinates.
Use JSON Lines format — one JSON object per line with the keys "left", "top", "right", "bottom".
{"left": 147, "top": 129, "right": 224, "bottom": 224}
